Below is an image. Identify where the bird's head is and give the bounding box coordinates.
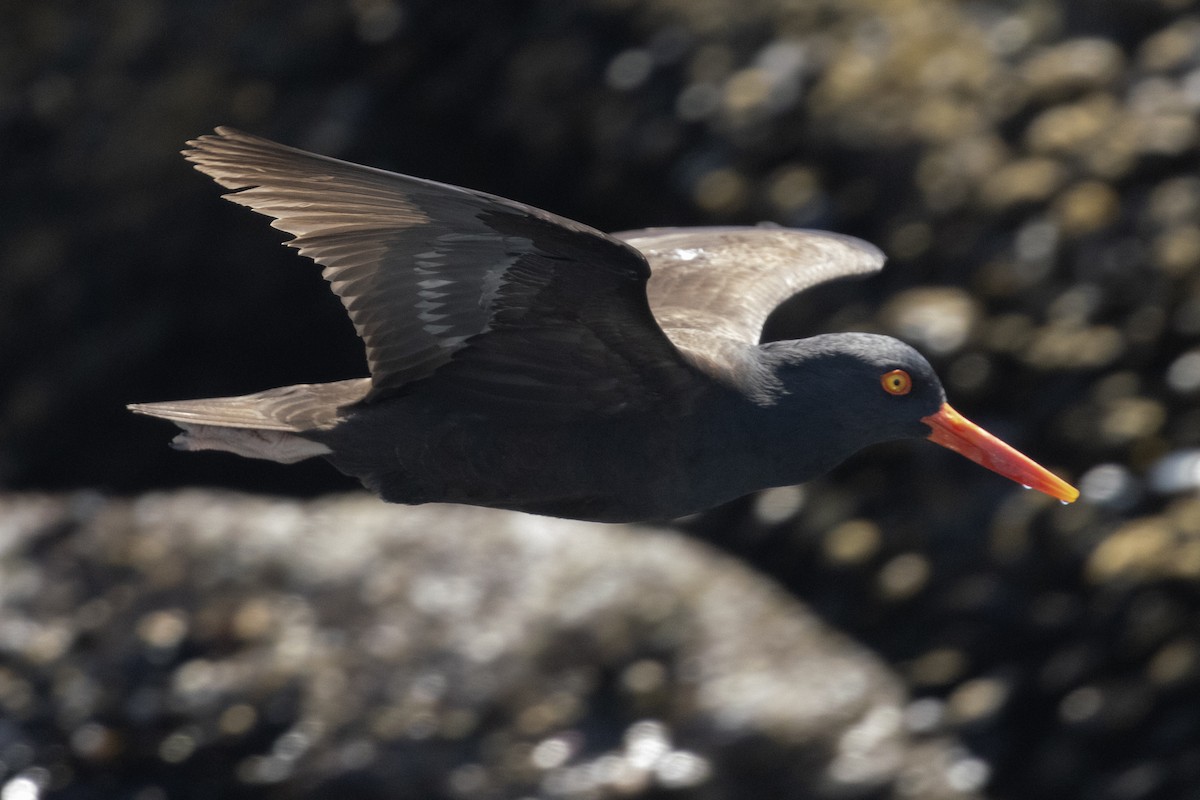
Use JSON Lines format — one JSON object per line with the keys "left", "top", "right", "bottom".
{"left": 760, "top": 333, "right": 1078, "bottom": 503}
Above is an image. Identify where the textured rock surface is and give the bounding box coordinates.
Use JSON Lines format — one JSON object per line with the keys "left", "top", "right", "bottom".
{"left": 0, "top": 491, "right": 981, "bottom": 799}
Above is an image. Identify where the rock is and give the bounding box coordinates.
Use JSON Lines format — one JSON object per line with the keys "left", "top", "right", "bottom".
{"left": 1020, "top": 39, "right": 1126, "bottom": 100}
{"left": 0, "top": 491, "right": 981, "bottom": 799}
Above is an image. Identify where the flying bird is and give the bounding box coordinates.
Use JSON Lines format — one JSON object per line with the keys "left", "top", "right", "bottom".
{"left": 129, "top": 128, "right": 1078, "bottom": 522}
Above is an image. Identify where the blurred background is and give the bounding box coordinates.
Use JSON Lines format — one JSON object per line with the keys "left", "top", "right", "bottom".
{"left": 2, "top": 0, "right": 1200, "bottom": 797}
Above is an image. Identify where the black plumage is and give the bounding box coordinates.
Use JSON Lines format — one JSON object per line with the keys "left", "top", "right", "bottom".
{"left": 129, "top": 128, "right": 1077, "bottom": 521}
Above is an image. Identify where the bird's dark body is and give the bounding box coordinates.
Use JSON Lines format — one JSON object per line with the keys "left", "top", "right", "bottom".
{"left": 315, "top": 398, "right": 689, "bottom": 522}
{"left": 305, "top": 335, "right": 941, "bottom": 522}
{"left": 129, "top": 128, "right": 1075, "bottom": 520}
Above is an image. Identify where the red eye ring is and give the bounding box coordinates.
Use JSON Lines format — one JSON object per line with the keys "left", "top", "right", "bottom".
{"left": 881, "top": 369, "right": 913, "bottom": 396}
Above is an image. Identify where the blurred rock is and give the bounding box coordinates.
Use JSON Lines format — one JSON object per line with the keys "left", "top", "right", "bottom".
{"left": 1020, "top": 39, "right": 1126, "bottom": 100}
{"left": 0, "top": 490, "right": 981, "bottom": 800}
{"left": 880, "top": 288, "right": 979, "bottom": 357}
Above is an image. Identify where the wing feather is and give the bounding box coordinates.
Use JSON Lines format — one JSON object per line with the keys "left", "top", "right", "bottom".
{"left": 618, "top": 227, "right": 886, "bottom": 348}
{"left": 185, "top": 128, "right": 695, "bottom": 415}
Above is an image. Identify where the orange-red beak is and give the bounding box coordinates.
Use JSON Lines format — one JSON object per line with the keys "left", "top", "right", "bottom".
{"left": 922, "top": 403, "right": 1079, "bottom": 503}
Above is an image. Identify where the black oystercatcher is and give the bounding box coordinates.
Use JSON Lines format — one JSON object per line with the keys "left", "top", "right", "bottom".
{"left": 129, "top": 128, "right": 1078, "bottom": 522}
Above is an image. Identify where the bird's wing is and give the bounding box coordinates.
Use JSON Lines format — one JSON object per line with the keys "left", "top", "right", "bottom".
{"left": 617, "top": 227, "right": 886, "bottom": 347}
{"left": 186, "top": 128, "right": 696, "bottom": 415}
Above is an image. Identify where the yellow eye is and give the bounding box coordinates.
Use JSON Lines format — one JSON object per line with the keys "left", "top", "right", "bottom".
{"left": 881, "top": 369, "right": 912, "bottom": 396}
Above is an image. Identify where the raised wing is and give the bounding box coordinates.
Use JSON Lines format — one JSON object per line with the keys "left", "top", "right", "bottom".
{"left": 618, "top": 227, "right": 886, "bottom": 348}
{"left": 186, "top": 128, "right": 695, "bottom": 415}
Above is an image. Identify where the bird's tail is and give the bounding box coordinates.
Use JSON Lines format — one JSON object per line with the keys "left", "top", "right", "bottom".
{"left": 128, "top": 378, "right": 371, "bottom": 430}
{"left": 127, "top": 379, "right": 371, "bottom": 464}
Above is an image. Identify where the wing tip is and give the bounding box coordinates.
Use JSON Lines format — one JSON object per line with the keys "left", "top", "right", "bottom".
{"left": 182, "top": 125, "right": 254, "bottom": 152}
{"left": 182, "top": 126, "right": 324, "bottom": 199}
{"left": 182, "top": 126, "right": 230, "bottom": 159}
{"left": 814, "top": 230, "right": 887, "bottom": 272}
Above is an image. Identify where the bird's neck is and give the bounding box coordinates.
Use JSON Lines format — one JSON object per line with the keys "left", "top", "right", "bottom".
{"left": 678, "top": 348, "right": 873, "bottom": 506}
